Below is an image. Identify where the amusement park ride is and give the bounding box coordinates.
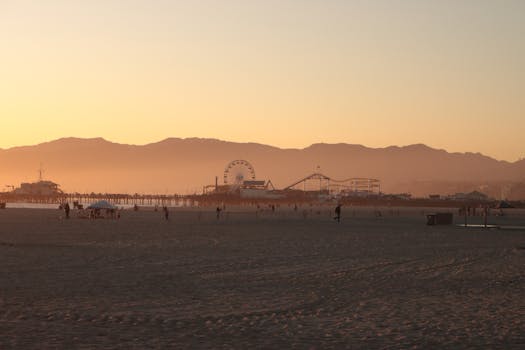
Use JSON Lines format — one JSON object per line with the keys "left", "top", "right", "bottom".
{"left": 203, "top": 160, "right": 275, "bottom": 195}
{"left": 283, "top": 172, "right": 380, "bottom": 196}
{"left": 223, "top": 160, "right": 257, "bottom": 186}
{"left": 203, "top": 160, "right": 380, "bottom": 199}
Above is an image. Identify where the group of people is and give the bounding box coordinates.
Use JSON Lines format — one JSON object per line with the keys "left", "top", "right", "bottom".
{"left": 60, "top": 202, "right": 121, "bottom": 220}
{"left": 60, "top": 201, "right": 343, "bottom": 222}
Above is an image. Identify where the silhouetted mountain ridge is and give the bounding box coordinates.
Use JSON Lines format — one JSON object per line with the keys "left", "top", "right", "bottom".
{"left": 0, "top": 138, "right": 523, "bottom": 198}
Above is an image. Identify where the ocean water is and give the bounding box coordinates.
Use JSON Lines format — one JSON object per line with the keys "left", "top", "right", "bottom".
{"left": 5, "top": 203, "right": 62, "bottom": 210}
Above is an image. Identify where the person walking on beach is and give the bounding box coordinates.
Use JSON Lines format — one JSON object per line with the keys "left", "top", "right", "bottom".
{"left": 334, "top": 204, "right": 341, "bottom": 222}
{"left": 163, "top": 206, "right": 169, "bottom": 220}
{"left": 64, "top": 202, "right": 70, "bottom": 219}
{"left": 216, "top": 206, "right": 222, "bottom": 220}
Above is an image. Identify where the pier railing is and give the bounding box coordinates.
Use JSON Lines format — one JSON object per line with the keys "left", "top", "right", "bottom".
{"left": 0, "top": 192, "right": 188, "bottom": 207}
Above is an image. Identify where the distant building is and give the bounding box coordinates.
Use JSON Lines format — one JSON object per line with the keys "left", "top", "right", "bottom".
{"left": 450, "top": 191, "right": 489, "bottom": 201}
{"left": 242, "top": 180, "right": 267, "bottom": 188}
{"left": 13, "top": 180, "right": 63, "bottom": 196}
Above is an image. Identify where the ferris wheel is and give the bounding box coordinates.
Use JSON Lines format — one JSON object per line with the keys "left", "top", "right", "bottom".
{"left": 223, "top": 160, "right": 256, "bottom": 185}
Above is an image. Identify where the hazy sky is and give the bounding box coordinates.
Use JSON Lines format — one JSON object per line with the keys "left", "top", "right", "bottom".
{"left": 1, "top": 0, "right": 524, "bottom": 161}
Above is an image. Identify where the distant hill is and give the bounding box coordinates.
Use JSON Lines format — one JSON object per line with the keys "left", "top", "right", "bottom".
{"left": 1, "top": 137, "right": 524, "bottom": 198}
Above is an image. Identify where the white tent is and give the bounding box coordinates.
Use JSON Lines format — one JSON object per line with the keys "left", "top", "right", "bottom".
{"left": 87, "top": 200, "right": 117, "bottom": 210}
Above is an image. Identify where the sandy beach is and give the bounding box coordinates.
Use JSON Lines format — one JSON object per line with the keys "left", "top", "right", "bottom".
{"left": 1, "top": 206, "right": 524, "bottom": 349}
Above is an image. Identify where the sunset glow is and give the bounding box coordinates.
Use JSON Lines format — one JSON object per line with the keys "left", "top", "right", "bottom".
{"left": 1, "top": 1, "right": 524, "bottom": 161}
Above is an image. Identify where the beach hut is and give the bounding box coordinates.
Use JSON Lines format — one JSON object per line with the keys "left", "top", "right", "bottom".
{"left": 426, "top": 212, "right": 453, "bottom": 225}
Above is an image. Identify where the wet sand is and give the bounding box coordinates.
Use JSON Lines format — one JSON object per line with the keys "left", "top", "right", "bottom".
{"left": 1, "top": 207, "right": 524, "bottom": 349}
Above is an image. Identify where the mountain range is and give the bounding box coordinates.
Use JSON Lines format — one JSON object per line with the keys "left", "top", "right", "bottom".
{"left": 1, "top": 137, "right": 524, "bottom": 199}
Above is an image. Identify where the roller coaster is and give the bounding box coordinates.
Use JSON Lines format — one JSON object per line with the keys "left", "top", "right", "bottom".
{"left": 283, "top": 172, "right": 380, "bottom": 195}
{"left": 205, "top": 160, "right": 381, "bottom": 197}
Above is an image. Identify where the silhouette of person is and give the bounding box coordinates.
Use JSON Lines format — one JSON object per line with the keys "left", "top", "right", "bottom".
{"left": 334, "top": 204, "right": 341, "bottom": 222}
{"left": 64, "top": 202, "right": 70, "bottom": 219}
{"left": 163, "top": 206, "right": 169, "bottom": 220}
{"left": 216, "top": 206, "right": 222, "bottom": 220}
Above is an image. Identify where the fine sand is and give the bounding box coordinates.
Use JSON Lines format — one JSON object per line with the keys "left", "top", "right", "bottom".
{"left": 1, "top": 206, "right": 524, "bottom": 349}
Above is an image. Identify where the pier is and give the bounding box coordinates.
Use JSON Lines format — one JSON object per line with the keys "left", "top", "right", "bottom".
{"left": 0, "top": 192, "right": 193, "bottom": 207}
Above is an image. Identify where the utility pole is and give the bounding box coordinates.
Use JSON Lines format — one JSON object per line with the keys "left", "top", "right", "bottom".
{"left": 38, "top": 163, "right": 44, "bottom": 182}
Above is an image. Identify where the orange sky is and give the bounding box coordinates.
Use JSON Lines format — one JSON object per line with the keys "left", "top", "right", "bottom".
{"left": 1, "top": 1, "right": 524, "bottom": 161}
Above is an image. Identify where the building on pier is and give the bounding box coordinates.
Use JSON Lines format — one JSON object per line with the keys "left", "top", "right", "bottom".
{"left": 12, "top": 180, "right": 64, "bottom": 196}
